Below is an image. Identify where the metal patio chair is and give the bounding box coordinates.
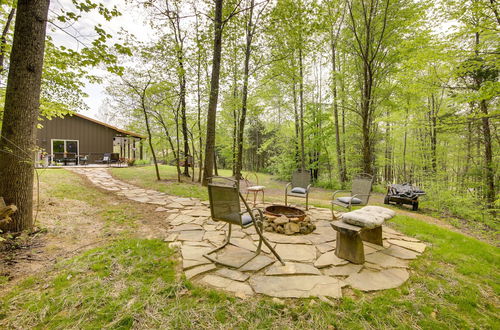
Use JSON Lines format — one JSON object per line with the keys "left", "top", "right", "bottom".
{"left": 331, "top": 173, "right": 374, "bottom": 217}
{"left": 203, "top": 176, "right": 284, "bottom": 268}
{"left": 285, "top": 170, "right": 312, "bottom": 210}
{"left": 244, "top": 172, "right": 265, "bottom": 206}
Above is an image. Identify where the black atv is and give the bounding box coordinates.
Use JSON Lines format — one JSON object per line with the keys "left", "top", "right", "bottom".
{"left": 384, "top": 183, "right": 425, "bottom": 211}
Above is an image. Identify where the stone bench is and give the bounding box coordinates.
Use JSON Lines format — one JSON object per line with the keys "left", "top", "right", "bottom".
{"left": 331, "top": 206, "right": 395, "bottom": 264}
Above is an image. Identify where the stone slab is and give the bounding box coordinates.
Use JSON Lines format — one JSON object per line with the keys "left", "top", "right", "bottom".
{"left": 388, "top": 239, "right": 426, "bottom": 253}
{"left": 264, "top": 232, "right": 312, "bottom": 244}
{"left": 316, "top": 243, "right": 335, "bottom": 254}
{"left": 183, "top": 258, "right": 211, "bottom": 270}
{"left": 177, "top": 230, "right": 205, "bottom": 242}
{"left": 215, "top": 268, "right": 250, "bottom": 282}
{"left": 322, "top": 264, "right": 363, "bottom": 276}
{"left": 202, "top": 275, "right": 254, "bottom": 296}
{"left": 185, "top": 264, "right": 216, "bottom": 279}
{"left": 275, "top": 244, "right": 317, "bottom": 262}
{"left": 365, "top": 252, "right": 409, "bottom": 268}
{"left": 239, "top": 255, "right": 275, "bottom": 272}
{"left": 265, "top": 262, "right": 321, "bottom": 276}
{"left": 250, "top": 275, "right": 345, "bottom": 298}
{"left": 181, "top": 245, "right": 212, "bottom": 260}
{"left": 314, "top": 251, "right": 349, "bottom": 268}
{"left": 381, "top": 245, "right": 419, "bottom": 260}
{"left": 346, "top": 268, "right": 409, "bottom": 291}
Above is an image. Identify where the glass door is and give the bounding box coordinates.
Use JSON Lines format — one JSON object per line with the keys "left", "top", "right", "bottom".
{"left": 51, "top": 140, "right": 79, "bottom": 165}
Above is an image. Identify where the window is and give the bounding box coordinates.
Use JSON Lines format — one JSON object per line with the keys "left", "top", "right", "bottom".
{"left": 51, "top": 139, "right": 79, "bottom": 158}
{"left": 53, "top": 140, "right": 64, "bottom": 153}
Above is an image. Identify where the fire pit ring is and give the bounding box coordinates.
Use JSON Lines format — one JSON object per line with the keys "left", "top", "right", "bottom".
{"left": 264, "top": 205, "right": 306, "bottom": 221}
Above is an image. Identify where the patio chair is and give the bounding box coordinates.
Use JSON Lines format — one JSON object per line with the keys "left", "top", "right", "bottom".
{"left": 95, "top": 153, "right": 111, "bottom": 165}
{"left": 244, "top": 172, "right": 265, "bottom": 206}
{"left": 285, "top": 170, "right": 312, "bottom": 210}
{"left": 331, "top": 173, "right": 374, "bottom": 217}
{"left": 203, "top": 176, "right": 284, "bottom": 268}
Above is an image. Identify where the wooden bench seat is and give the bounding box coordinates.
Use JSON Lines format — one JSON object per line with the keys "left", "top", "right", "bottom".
{"left": 331, "top": 220, "right": 383, "bottom": 264}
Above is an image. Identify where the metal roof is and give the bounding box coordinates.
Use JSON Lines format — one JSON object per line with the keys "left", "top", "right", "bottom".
{"left": 71, "top": 113, "right": 146, "bottom": 139}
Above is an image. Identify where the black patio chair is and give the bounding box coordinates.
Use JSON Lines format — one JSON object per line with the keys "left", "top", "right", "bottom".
{"left": 203, "top": 176, "right": 284, "bottom": 268}
{"left": 285, "top": 170, "right": 312, "bottom": 210}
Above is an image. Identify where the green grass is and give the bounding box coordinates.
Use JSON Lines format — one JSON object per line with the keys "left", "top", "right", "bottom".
{"left": 1, "top": 169, "right": 495, "bottom": 328}
{"left": 35, "top": 168, "right": 138, "bottom": 234}
{"left": 1, "top": 219, "right": 499, "bottom": 329}
{"left": 110, "top": 165, "right": 336, "bottom": 208}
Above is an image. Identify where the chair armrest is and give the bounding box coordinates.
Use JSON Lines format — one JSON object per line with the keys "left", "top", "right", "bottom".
{"left": 306, "top": 184, "right": 312, "bottom": 193}
{"left": 285, "top": 182, "right": 291, "bottom": 194}
{"left": 332, "top": 190, "right": 350, "bottom": 200}
{"left": 350, "top": 194, "right": 371, "bottom": 207}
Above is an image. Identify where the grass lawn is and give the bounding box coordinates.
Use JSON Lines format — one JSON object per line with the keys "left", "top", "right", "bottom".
{"left": 110, "top": 165, "right": 339, "bottom": 208}
{"left": 0, "top": 169, "right": 498, "bottom": 328}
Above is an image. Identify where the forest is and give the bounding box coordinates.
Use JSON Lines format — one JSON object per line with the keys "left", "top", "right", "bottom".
{"left": 0, "top": 0, "right": 497, "bottom": 230}
{"left": 99, "top": 0, "right": 498, "bottom": 225}
{"left": 0, "top": 1, "right": 498, "bottom": 328}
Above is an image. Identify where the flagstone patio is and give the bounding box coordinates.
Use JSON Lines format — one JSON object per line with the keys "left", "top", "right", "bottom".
{"left": 71, "top": 168, "right": 426, "bottom": 299}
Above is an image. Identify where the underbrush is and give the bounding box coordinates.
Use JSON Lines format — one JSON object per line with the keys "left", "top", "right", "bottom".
{"left": 420, "top": 186, "right": 499, "bottom": 232}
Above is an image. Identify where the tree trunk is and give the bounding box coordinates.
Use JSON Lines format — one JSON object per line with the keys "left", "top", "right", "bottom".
{"left": 179, "top": 59, "right": 190, "bottom": 177}
{"left": 156, "top": 113, "right": 181, "bottom": 182}
{"left": 235, "top": 0, "right": 255, "bottom": 181}
{"left": 0, "top": 7, "right": 15, "bottom": 78}
{"left": 142, "top": 101, "right": 161, "bottom": 181}
{"left": 298, "top": 47, "right": 306, "bottom": 171}
{"left": 480, "top": 99, "right": 495, "bottom": 207}
{"left": 292, "top": 80, "right": 300, "bottom": 167}
{"left": 202, "top": 0, "right": 223, "bottom": 186}
{"left": 0, "top": 0, "right": 50, "bottom": 232}
{"left": 331, "top": 35, "right": 346, "bottom": 185}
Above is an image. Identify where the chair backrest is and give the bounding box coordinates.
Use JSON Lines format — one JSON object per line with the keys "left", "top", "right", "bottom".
{"left": 292, "top": 170, "right": 311, "bottom": 188}
{"left": 244, "top": 172, "right": 259, "bottom": 187}
{"left": 351, "top": 173, "right": 374, "bottom": 204}
{"left": 207, "top": 177, "right": 243, "bottom": 226}
{"left": 111, "top": 153, "right": 120, "bottom": 161}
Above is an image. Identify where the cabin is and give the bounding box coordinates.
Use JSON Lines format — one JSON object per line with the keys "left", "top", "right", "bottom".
{"left": 36, "top": 113, "right": 145, "bottom": 166}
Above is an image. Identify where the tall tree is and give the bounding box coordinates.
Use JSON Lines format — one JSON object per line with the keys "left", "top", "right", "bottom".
{"left": 0, "top": 0, "right": 50, "bottom": 232}
{"left": 234, "top": 0, "right": 269, "bottom": 180}
{"left": 202, "top": 0, "right": 224, "bottom": 186}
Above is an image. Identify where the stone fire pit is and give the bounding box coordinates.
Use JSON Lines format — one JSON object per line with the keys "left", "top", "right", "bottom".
{"left": 263, "top": 205, "right": 316, "bottom": 235}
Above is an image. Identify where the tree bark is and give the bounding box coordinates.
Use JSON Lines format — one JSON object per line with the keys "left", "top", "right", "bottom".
{"left": 0, "top": 0, "right": 50, "bottom": 232}
{"left": 234, "top": 0, "right": 255, "bottom": 180}
{"left": 480, "top": 99, "right": 495, "bottom": 207}
{"left": 298, "top": 47, "right": 306, "bottom": 171}
{"left": 202, "top": 0, "right": 224, "bottom": 186}
{"left": 0, "top": 7, "right": 15, "bottom": 78}
{"left": 141, "top": 95, "right": 161, "bottom": 181}
{"left": 331, "top": 32, "right": 346, "bottom": 185}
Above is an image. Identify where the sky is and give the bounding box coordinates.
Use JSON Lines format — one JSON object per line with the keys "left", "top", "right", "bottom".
{"left": 49, "top": 0, "right": 154, "bottom": 122}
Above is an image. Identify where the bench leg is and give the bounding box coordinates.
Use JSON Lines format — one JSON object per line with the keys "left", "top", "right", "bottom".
{"left": 335, "top": 231, "right": 365, "bottom": 264}
{"left": 360, "top": 226, "right": 383, "bottom": 246}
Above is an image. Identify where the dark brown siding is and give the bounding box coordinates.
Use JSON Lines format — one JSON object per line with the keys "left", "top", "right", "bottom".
{"left": 36, "top": 115, "right": 117, "bottom": 162}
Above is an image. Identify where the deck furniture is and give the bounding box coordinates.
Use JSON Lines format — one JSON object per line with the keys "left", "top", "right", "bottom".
{"left": 204, "top": 176, "right": 284, "bottom": 268}
{"left": 244, "top": 172, "right": 265, "bottom": 206}
{"left": 331, "top": 206, "right": 395, "bottom": 264}
{"left": 285, "top": 170, "right": 312, "bottom": 210}
{"left": 78, "top": 155, "right": 89, "bottom": 165}
{"left": 331, "top": 173, "right": 373, "bottom": 217}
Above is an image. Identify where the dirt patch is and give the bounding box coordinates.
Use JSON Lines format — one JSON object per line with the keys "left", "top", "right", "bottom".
{"left": 0, "top": 197, "right": 105, "bottom": 290}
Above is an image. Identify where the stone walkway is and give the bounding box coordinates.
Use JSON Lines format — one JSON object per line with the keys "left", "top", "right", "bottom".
{"left": 71, "top": 168, "right": 426, "bottom": 299}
